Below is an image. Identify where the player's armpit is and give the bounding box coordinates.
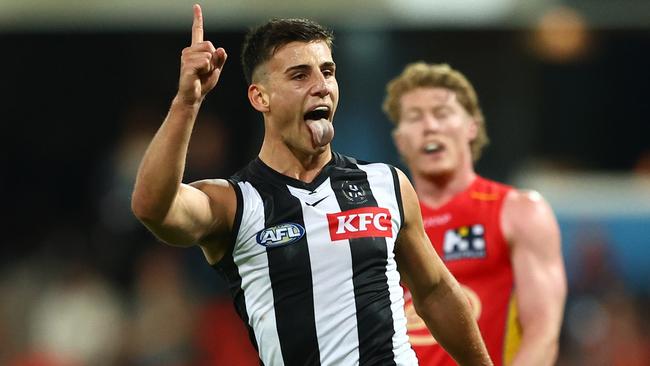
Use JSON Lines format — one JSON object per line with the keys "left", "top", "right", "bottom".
{"left": 190, "top": 179, "right": 238, "bottom": 264}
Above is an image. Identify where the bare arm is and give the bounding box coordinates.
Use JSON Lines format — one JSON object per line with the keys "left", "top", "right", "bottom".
{"left": 502, "top": 190, "right": 567, "bottom": 366}
{"left": 394, "top": 169, "right": 492, "bottom": 366}
{"left": 131, "top": 5, "right": 233, "bottom": 263}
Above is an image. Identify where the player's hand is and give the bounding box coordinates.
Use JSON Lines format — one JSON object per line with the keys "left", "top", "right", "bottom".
{"left": 177, "top": 4, "right": 227, "bottom": 105}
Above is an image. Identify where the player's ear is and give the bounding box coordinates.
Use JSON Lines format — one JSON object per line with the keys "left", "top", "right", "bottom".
{"left": 248, "top": 83, "right": 270, "bottom": 113}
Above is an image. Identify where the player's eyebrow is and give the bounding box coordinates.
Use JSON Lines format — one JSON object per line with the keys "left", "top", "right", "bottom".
{"left": 284, "top": 61, "right": 336, "bottom": 74}
{"left": 284, "top": 64, "right": 311, "bottom": 74}
{"left": 320, "top": 61, "right": 336, "bottom": 70}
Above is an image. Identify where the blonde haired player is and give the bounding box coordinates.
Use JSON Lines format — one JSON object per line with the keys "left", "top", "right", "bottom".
{"left": 384, "top": 62, "right": 566, "bottom": 366}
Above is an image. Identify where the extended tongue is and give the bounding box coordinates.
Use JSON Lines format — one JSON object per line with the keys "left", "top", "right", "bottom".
{"left": 306, "top": 119, "right": 334, "bottom": 147}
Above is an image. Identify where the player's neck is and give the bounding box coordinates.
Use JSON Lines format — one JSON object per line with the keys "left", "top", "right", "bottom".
{"left": 258, "top": 140, "right": 332, "bottom": 183}
{"left": 413, "top": 166, "right": 477, "bottom": 209}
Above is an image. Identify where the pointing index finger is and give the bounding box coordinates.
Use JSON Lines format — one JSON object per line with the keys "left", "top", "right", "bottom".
{"left": 192, "top": 4, "right": 203, "bottom": 45}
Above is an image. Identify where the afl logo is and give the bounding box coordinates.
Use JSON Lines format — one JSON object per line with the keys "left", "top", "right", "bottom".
{"left": 256, "top": 223, "right": 305, "bottom": 248}
{"left": 341, "top": 181, "right": 368, "bottom": 204}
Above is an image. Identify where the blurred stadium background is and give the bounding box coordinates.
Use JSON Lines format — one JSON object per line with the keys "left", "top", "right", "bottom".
{"left": 2, "top": 0, "right": 649, "bottom": 364}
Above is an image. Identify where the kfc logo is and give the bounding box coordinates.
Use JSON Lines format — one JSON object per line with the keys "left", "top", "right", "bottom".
{"left": 327, "top": 207, "right": 392, "bottom": 241}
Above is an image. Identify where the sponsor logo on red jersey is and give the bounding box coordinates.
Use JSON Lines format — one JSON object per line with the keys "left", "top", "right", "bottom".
{"left": 443, "top": 224, "right": 486, "bottom": 260}
{"left": 327, "top": 207, "right": 392, "bottom": 241}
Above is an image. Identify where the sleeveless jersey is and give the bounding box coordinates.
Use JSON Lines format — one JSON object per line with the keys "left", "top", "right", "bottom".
{"left": 404, "top": 176, "right": 519, "bottom": 366}
{"left": 214, "top": 152, "right": 418, "bottom": 366}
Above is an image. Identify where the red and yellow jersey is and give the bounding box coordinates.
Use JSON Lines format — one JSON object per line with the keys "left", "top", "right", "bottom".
{"left": 404, "top": 176, "right": 520, "bottom": 366}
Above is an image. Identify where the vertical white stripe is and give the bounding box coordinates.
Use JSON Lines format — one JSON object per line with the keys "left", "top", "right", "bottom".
{"left": 287, "top": 181, "right": 360, "bottom": 366}
{"left": 234, "top": 182, "right": 284, "bottom": 366}
{"left": 358, "top": 164, "right": 418, "bottom": 365}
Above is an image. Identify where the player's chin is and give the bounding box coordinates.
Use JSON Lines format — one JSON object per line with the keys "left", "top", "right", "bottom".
{"left": 423, "top": 161, "right": 454, "bottom": 177}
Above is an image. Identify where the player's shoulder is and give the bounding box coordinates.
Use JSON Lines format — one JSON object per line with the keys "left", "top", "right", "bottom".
{"left": 189, "top": 178, "right": 237, "bottom": 206}
{"left": 333, "top": 151, "right": 400, "bottom": 178}
{"left": 190, "top": 178, "right": 232, "bottom": 189}
{"left": 504, "top": 188, "right": 549, "bottom": 212}
{"left": 502, "top": 187, "right": 557, "bottom": 238}
{"left": 333, "top": 151, "right": 388, "bottom": 168}
{"left": 471, "top": 174, "right": 544, "bottom": 210}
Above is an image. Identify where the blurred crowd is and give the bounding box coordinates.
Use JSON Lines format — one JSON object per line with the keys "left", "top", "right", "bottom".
{"left": 0, "top": 106, "right": 259, "bottom": 366}
{"left": 558, "top": 227, "right": 650, "bottom": 365}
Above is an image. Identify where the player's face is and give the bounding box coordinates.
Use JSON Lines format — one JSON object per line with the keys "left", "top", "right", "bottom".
{"left": 393, "top": 87, "right": 477, "bottom": 178}
{"left": 263, "top": 41, "right": 338, "bottom": 155}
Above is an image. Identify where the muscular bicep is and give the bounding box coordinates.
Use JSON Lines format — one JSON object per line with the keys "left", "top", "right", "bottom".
{"left": 143, "top": 179, "right": 236, "bottom": 253}
{"left": 504, "top": 191, "right": 567, "bottom": 337}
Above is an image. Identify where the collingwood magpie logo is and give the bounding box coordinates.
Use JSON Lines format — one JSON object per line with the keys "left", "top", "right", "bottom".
{"left": 443, "top": 224, "right": 486, "bottom": 260}
{"left": 256, "top": 223, "right": 305, "bottom": 248}
{"left": 340, "top": 180, "right": 368, "bottom": 204}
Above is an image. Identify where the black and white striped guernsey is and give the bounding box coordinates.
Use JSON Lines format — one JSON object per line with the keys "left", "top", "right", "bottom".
{"left": 214, "top": 152, "right": 418, "bottom": 366}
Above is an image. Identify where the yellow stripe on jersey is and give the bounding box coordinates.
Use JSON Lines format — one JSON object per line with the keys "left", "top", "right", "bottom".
{"left": 503, "top": 294, "right": 522, "bottom": 365}
{"left": 470, "top": 191, "right": 500, "bottom": 201}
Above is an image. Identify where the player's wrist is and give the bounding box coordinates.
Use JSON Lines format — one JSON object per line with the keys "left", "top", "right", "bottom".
{"left": 172, "top": 93, "right": 203, "bottom": 109}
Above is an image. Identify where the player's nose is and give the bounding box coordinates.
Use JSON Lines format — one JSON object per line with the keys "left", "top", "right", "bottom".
{"left": 423, "top": 114, "right": 441, "bottom": 132}
{"left": 311, "top": 72, "right": 331, "bottom": 98}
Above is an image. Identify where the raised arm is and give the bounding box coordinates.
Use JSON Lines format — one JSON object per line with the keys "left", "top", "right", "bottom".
{"left": 502, "top": 190, "right": 567, "bottom": 366}
{"left": 394, "top": 169, "right": 492, "bottom": 366}
{"left": 131, "top": 5, "right": 233, "bottom": 264}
